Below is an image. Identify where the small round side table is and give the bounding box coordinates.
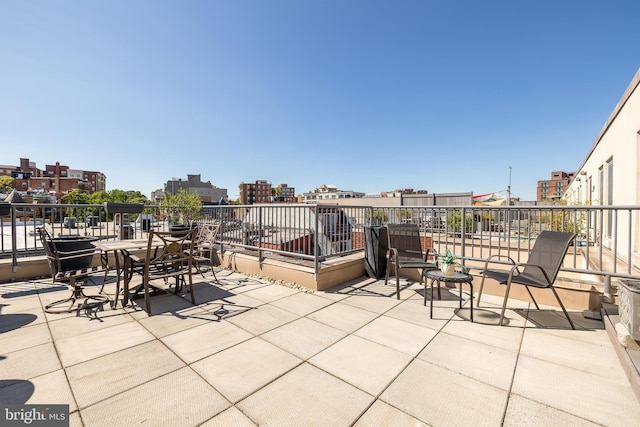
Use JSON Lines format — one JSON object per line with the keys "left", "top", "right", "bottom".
{"left": 423, "top": 269, "right": 474, "bottom": 322}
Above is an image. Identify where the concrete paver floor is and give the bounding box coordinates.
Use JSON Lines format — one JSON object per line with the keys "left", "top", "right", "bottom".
{"left": 1, "top": 270, "right": 639, "bottom": 426}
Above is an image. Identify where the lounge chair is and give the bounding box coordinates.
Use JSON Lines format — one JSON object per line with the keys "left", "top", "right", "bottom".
{"left": 384, "top": 223, "right": 437, "bottom": 299}
{"left": 477, "top": 230, "right": 576, "bottom": 329}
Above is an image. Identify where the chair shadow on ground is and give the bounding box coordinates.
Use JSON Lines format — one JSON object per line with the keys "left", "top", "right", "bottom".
{"left": 0, "top": 303, "right": 38, "bottom": 333}
{"left": 512, "top": 308, "right": 603, "bottom": 330}
{"left": 453, "top": 306, "right": 603, "bottom": 330}
{"left": 122, "top": 279, "right": 257, "bottom": 322}
{"left": 0, "top": 380, "right": 35, "bottom": 404}
{"left": 0, "top": 280, "right": 67, "bottom": 299}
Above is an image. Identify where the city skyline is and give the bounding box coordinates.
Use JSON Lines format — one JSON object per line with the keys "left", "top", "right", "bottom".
{"left": 2, "top": 1, "right": 639, "bottom": 200}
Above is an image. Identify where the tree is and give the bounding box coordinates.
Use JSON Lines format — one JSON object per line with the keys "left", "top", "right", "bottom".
{"left": 0, "top": 176, "right": 14, "bottom": 192}
{"left": 88, "top": 190, "right": 150, "bottom": 205}
{"left": 447, "top": 211, "right": 473, "bottom": 233}
{"left": 397, "top": 209, "right": 412, "bottom": 221}
{"left": 61, "top": 189, "right": 91, "bottom": 220}
{"left": 160, "top": 189, "right": 202, "bottom": 225}
{"left": 365, "top": 209, "right": 388, "bottom": 225}
{"left": 61, "top": 189, "right": 90, "bottom": 204}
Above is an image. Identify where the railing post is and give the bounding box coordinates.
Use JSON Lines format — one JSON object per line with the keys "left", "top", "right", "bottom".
{"left": 604, "top": 274, "right": 611, "bottom": 303}
{"left": 11, "top": 206, "right": 17, "bottom": 270}
{"left": 460, "top": 207, "right": 466, "bottom": 262}
{"left": 258, "top": 205, "right": 263, "bottom": 264}
{"left": 314, "top": 205, "right": 320, "bottom": 278}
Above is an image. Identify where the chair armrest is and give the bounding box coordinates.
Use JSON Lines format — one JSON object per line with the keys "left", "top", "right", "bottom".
{"left": 424, "top": 248, "right": 433, "bottom": 262}
{"left": 127, "top": 254, "right": 144, "bottom": 264}
{"left": 54, "top": 248, "right": 97, "bottom": 261}
{"left": 388, "top": 247, "right": 399, "bottom": 262}
{"left": 482, "top": 254, "right": 516, "bottom": 271}
{"left": 509, "top": 263, "right": 552, "bottom": 285}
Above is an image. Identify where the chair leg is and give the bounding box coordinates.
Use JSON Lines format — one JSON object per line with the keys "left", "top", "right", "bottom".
{"left": 143, "top": 278, "right": 151, "bottom": 314}
{"left": 384, "top": 260, "right": 390, "bottom": 286}
{"left": 524, "top": 286, "right": 540, "bottom": 309}
{"left": 99, "top": 252, "right": 109, "bottom": 294}
{"left": 395, "top": 266, "right": 400, "bottom": 299}
{"left": 45, "top": 277, "right": 109, "bottom": 314}
{"left": 210, "top": 264, "right": 219, "bottom": 283}
{"left": 499, "top": 282, "right": 512, "bottom": 326}
{"left": 551, "top": 287, "right": 576, "bottom": 330}
{"left": 477, "top": 275, "right": 486, "bottom": 307}
{"left": 188, "top": 271, "right": 195, "bottom": 304}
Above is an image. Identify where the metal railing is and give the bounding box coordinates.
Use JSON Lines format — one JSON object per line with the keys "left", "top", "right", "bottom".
{"left": 2, "top": 202, "right": 640, "bottom": 291}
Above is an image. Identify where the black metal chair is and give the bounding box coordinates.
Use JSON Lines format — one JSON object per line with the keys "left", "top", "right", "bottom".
{"left": 38, "top": 227, "right": 110, "bottom": 313}
{"left": 192, "top": 222, "right": 221, "bottom": 282}
{"left": 125, "top": 229, "right": 196, "bottom": 314}
{"left": 477, "top": 230, "right": 577, "bottom": 329}
{"left": 384, "top": 223, "right": 437, "bottom": 299}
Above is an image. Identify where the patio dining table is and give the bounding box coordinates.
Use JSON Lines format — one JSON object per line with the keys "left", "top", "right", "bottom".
{"left": 93, "top": 238, "right": 167, "bottom": 307}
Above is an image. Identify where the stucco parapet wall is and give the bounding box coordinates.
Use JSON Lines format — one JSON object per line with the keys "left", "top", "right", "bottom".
{"left": 214, "top": 249, "right": 365, "bottom": 292}
{"left": 0, "top": 251, "right": 603, "bottom": 311}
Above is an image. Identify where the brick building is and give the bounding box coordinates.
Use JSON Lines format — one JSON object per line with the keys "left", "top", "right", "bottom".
{"left": 537, "top": 171, "right": 575, "bottom": 202}
{"left": 239, "top": 180, "right": 272, "bottom": 205}
{"left": 0, "top": 157, "right": 106, "bottom": 200}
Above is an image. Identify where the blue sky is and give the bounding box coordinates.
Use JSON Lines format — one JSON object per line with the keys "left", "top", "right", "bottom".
{"left": 1, "top": 0, "right": 639, "bottom": 201}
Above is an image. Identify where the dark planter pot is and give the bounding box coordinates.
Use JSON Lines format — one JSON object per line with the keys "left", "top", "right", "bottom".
{"left": 169, "top": 224, "right": 191, "bottom": 236}
{"left": 46, "top": 236, "right": 98, "bottom": 272}
{"left": 0, "top": 202, "right": 11, "bottom": 216}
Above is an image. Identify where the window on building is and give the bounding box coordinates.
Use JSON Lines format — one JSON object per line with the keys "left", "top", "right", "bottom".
{"left": 598, "top": 166, "right": 604, "bottom": 205}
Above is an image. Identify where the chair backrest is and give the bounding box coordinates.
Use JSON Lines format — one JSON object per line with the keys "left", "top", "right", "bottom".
{"left": 145, "top": 229, "right": 196, "bottom": 276}
{"left": 386, "top": 223, "right": 427, "bottom": 261}
{"left": 194, "top": 223, "right": 219, "bottom": 254}
{"left": 522, "top": 230, "right": 576, "bottom": 284}
{"left": 37, "top": 227, "right": 97, "bottom": 279}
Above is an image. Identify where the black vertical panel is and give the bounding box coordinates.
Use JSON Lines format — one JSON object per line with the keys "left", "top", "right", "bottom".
{"left": 364, "top": 226, "right": 388, "bottom": 279}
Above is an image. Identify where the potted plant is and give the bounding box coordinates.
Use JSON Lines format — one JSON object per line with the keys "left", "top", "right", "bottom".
{"left": 160, "top": 189, "right": 202, "bottom": 232}
{"left": 435, "top": 248, "right": 458, "bottom": 276}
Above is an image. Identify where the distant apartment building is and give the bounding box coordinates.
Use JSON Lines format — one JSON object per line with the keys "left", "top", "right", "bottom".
{"left": 536, "top": 171, "right": 575, "bottom": 202}
{"left": 0, "top": 157, "right": 106, "bottom": 200}
{"left": 272, "top": 184, "right": 296, "bottom": 203}
{"left": 239, "top": 180, "right": 272, "bottom": 205}
{"left": 163, "top": 175, "right": 228, "bottom": 203}
{"left": 300, "top": 184, "right": 365, "bottom": 203}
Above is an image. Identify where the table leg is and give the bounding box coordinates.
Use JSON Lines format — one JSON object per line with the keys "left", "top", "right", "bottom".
{"left": 122, "top": 254, "right": 131, "bottom": 306}
{"left": 112, "top": 250, "right": 122, "bottom": 307}
{"left": 469, "top": 282, "right": 474, "bottom": 322}
{"left": 423, "top": 278, "right": 427, "bottom": 306}
{"left": 429, "top": 278, "right": 437, "bottom": 319}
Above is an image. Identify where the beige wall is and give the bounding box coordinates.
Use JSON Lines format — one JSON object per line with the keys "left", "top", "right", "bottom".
{"left": 566, "top": 68, "right": 640, "bottom": 264}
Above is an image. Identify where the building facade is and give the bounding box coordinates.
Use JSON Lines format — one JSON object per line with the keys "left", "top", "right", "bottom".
{"left": 300, "top": 184, "right": 365, "bottom": 203}
{"left": 0, "top": 158, "right": 105, "bottom": 200}
{"left": 537, "top": 171, "right": 576, "bottom": 202}
{"left": 272, "top": 184, "right": 296, "bottom": 203}
{"left": 239, "top": 180, "right": 272, "bottom": 205}
{"left": 163, "top": 175, "right": 228, "bottom": 203}
{"left": 564, "top": 67, "right": 640, "bottom": 264}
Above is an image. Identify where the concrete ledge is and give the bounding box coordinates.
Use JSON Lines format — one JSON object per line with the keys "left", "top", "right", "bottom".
{"left": 0, "top": 250, "right": 604, "bottom": 312}
{"left": 602, "top": 302, "right": 640, "bottom": 404}
{"left": 468, "top": 274, "right": 604, "bottom": 311}
{"left": 214, "top": 249, "right": 366, "bottom": 291}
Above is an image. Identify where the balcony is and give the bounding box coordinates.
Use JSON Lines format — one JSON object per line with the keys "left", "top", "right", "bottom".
{"left": 1, "top": 202, "right": 640, "bottom": 424}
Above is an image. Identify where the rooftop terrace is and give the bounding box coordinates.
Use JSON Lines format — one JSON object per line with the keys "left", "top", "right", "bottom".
{"left": 1, "top": 268, "right": 639, "bottom": 426}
